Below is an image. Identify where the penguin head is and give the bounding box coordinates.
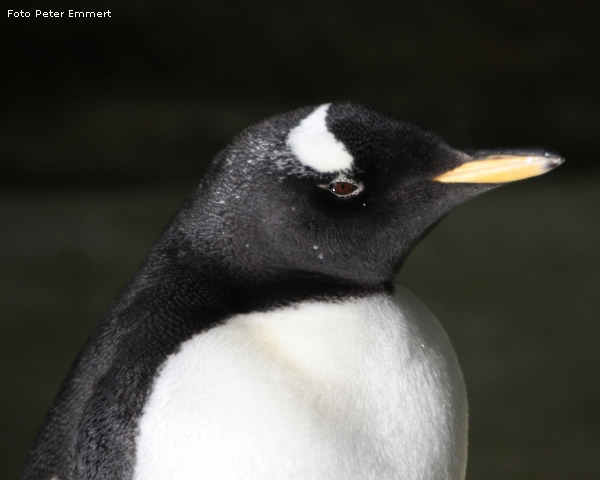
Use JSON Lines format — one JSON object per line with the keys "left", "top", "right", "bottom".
{"left": 172, "top": 103, "right": 562, "bottom": 288}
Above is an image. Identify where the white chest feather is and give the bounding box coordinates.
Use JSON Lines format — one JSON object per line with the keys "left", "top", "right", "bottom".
{"left": 133, "top": 287, "right": 468, "bottom": 480}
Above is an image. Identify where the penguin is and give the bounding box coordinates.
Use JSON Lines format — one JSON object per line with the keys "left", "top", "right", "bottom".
{"left": 21, "top": 102, "right": 563, "bottom": 480}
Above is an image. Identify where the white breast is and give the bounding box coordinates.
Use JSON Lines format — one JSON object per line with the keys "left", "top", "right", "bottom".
{"left": 133, "top": 287, "right": 468, "bottom": 480}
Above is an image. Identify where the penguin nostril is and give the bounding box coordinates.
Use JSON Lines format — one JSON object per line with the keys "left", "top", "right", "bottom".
{"left": 330, "top": 182, "right": 358, "bottom": 195}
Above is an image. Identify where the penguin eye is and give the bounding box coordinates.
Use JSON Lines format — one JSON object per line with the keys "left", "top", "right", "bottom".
{"left": 319, "top": 176, "right": 363, "bottom": 197}
{"left": 330, "top": 182, "right": 358, "bottom": 195}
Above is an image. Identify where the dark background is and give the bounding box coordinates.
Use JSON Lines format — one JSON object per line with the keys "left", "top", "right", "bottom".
{"left": 2, "top": 1, "right": 599, "bottom": 478}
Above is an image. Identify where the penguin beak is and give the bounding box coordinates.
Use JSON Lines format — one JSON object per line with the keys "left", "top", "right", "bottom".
{"left": 434, "top": 152, "right": 564, "bottom": 183}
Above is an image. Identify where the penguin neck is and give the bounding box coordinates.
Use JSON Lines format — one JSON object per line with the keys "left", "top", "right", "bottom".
{"left": 138, "top": 237, "right": 394, "bottom": 322}
{"left": 134, "top": 199, "right": 397, "bottom": 324}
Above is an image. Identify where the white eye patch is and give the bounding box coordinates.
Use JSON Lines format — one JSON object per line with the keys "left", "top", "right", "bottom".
{"left": 286, "top": 104, "right": 354, "bottom": 173}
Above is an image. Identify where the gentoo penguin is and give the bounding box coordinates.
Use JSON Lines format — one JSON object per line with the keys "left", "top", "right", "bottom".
{"left": 21, "top": 103, "right": 562, "bottom": 480}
